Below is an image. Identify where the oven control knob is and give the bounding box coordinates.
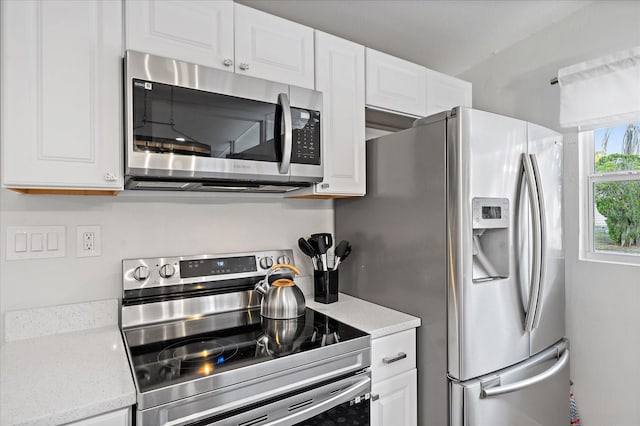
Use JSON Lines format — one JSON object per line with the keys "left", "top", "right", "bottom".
{"left": 133, "top": 265, "right": 150, "bottom": 281}
{"left": 277, "top": 255, "right": 291, "bottom": 265}
{"left": 159, "top": 264, "right": 175, "bottom": 278}
{"left": 259, "top": 257, "right": 274, "bottom": 269}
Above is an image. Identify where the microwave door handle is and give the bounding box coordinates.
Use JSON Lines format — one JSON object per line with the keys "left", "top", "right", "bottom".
{"left": 278, "top": 93, "right": 293, "bottom": 174}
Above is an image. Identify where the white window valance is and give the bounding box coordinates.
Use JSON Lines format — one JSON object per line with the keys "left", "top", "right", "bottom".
{"left": 558, "top": 46, "right": 640, "bottom": 129}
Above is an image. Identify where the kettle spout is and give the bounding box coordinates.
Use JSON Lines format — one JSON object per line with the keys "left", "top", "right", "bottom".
{"left": 254, "top": 279, "right": 269, "bottom": 296}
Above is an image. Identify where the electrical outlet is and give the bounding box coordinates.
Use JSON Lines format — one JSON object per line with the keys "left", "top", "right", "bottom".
{"left": 77, "top": 226, "right": 101, "bottom": 257}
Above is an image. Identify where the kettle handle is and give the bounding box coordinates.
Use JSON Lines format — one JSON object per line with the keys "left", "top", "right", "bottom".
{"left": 269, "top": 264, "right": 301, "bottom": 276}
{"left": 255, "top": 263, "right": 301, "bottom": 296}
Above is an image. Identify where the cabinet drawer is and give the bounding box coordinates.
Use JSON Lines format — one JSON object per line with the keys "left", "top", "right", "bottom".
{"left": 371, "top": 328, "right": 416, "bottom": 383}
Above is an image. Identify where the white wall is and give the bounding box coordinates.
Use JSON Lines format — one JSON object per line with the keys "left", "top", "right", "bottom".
{"left": 460, "top": 2, "right": 640, "bottom": 425}
{"left": 0, "top": 189, "right": 333, "bottom": 342}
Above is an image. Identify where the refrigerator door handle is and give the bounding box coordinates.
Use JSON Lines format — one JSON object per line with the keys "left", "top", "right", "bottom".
{"left": 522, "top": 154, "right": 542, "bottom": 332}
{"left": 480, "top": 348, "right": 569, "bottom": 398}
{"left": 529, "top": 154, "right": 546, "bottom": 329}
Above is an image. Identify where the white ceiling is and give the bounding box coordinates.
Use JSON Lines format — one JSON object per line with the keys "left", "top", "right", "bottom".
{"left": 237, "top": 0, "right": 592, "bottom": 76}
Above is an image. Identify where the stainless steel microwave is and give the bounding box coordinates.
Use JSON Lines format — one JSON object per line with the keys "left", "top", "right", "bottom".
{"left": 124, "top": 51, "right": 323, "bottom": 193}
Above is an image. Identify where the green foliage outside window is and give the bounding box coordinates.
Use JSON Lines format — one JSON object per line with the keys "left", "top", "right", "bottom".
{"left": 594, "top": 154, "right": 640, "bottom": 247}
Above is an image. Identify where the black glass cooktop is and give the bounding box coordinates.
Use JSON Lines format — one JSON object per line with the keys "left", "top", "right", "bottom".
{"left": 124, "top": 308, "right": 368, "bottom": 393}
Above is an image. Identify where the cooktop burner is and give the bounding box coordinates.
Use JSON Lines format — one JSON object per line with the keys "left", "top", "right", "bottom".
{"left": 124, "top": 308, "right": 367, "bottom": 394}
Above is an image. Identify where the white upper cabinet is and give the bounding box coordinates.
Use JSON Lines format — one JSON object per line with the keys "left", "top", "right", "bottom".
{"left": 425, "top": 69, "right": 472, "bottom": 116}
{"left": 2, "top": 0, "right": 123, "bottom": 192}
{"left": 366, "top": 48, "right": 427, "bottom": 117}
{"left": 124, "top": 2, "right": 314, "bottom": 89}
{"left": 304, "top": 31, "right": 365, "bottom": 197}
{"left": 234, "top": 4, "right": 314, "bottom": 89}
{"left": 125, "top": 0, "right": 234, "bottom": 71}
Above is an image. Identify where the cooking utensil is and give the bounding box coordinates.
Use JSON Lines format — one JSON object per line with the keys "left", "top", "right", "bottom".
{"left": 254, "top": 264, "right": 305, "bottom": 319}
{"left": 332, "top": 240, "right": 351, "bottom": 270}
{"left": 316, "top": 237, "right": 328, "bottom": 272}
{"left": 310, "top": 233, "right": 333, "bottom": 250}
{"left": 306, "top": 237, "right": 323, "bottom": 271}
{"left": 298, "top": 237, "right": 318, "bottom": 269}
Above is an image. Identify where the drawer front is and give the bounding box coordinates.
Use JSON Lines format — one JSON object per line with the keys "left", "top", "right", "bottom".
{"left": 371, "top": 328, "right": 416, "bottom": 383}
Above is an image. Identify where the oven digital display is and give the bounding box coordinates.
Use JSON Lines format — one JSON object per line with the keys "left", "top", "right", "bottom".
{"left": 180, "top": 256, "right": 257, "bottom": 278}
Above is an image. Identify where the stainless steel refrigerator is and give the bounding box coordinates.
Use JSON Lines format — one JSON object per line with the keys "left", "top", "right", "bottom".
{"left": 335, "top": 107, "right": 568, "bottom": 426}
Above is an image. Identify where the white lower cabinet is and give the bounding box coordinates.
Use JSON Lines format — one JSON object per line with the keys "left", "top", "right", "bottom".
{"left": 371, "top": 369, "right": 418, "bottom": 426}
{"left": 370, "top": 328, "right": 418, "bottom": 426}
{"left": 1, "top": 0, "right": 123, "bottom": 192}
{"left": 67, "top": 407, "right": 131, "bottom": 426}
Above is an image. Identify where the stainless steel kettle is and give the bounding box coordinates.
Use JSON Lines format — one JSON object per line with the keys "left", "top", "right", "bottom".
{"left": 254, "top": 264, "right": 305, "bottom": 319}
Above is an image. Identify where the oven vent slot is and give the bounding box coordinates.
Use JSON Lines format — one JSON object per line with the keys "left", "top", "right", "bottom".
{"left": 288, "top": 398, "right": 314, "bottom": 411}
{"left": 238, "top": 415, "right": 268, "bottom": 426}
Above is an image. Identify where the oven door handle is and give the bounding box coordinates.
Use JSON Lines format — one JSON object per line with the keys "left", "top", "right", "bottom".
{"left": 263, "top": 375, "right": 370, "bottom": 426}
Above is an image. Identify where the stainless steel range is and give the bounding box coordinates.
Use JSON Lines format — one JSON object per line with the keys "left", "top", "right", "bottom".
{"left": 121, "top": 250, "right": 371, "bottom": 425}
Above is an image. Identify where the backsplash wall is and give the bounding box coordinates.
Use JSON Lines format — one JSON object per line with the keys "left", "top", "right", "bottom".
{"left": 0, "top": 189, "right": 333, "bottom": 342}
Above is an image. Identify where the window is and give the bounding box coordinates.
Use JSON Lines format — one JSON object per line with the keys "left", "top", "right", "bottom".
{"left": 581, "top": 122, "right": 640, "bottom": 263}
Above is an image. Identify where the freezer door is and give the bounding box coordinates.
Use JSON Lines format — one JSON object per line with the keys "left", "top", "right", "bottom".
{"left": 450, "top": 339, "right": 570, "bottom": 426}
{"left": 448, "top": 108, "right": 530, "bottom": 381}
{"left": 527, "top": 123, "right": 565, "bottom": 355}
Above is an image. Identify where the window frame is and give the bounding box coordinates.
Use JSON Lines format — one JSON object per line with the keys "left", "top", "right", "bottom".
{"left": 579, "top": 129, "right": 640, "bottom": 266}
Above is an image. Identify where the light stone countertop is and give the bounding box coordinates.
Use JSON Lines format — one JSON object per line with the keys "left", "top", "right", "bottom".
{"left": 306, "top": 293, "right": 421, "bottom": 339}
{"left": 0, "top": 300, "right": 136, "bottom": 426}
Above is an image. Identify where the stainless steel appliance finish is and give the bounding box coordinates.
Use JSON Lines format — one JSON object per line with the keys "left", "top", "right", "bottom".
{"left": 450, "top": 340, "right": 569, "bottom": 426}
{"left": 121, "top": 249, "right": 371, "bottom": 425}
{"left": 335, "top": 107, "right": 566, "bottom": 426}
{"left": 124, "top": 51, "right": 323, "bottom": 192}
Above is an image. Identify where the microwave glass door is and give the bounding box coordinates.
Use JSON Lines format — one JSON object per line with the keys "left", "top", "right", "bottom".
{"left": 132, "top": 80, "right": 320, "bottom": 166}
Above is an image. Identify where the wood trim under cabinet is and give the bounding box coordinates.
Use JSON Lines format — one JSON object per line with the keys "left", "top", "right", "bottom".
{"left": 288, "top": 194, "right": 356, "bottom": 199}
{"left": 8, "top": 188, "right": 120, "bottom": 196}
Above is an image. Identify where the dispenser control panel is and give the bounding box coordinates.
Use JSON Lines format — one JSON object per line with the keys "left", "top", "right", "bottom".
{"left": 472, "top": 198, "right": 509, "bottom": 229}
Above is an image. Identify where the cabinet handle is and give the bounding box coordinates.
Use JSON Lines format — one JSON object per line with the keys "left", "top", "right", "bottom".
{"left": 104, "top": 172, "right": 117, "bottom": 182}
{"left": 223, "top": 58, "right": 233, "bottom": 67}
{"left": 382, "top": 352, "right": 407, "bottom": 364}
{"left": 321, "top": 183, "right": 330, "bottom": 189}
{"left": 239, "top": 63, "right": 250, "bottom": 71}
{"left": 371, "top": 393, "right": 380, "bottom": 401}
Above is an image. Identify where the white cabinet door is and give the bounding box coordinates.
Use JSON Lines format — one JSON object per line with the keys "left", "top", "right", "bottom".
{"left": 125, "top": 0, "right": 234, "bottom": 71}
{"left": 371, "top": 369, "right": 418, "bottom": 426}
{"left": 313, "top": 31, "right": 365, "bottom": 196}
{"left": 366, "top": 49, "right": 427, "bottom": 117}
{"left": 234, "top": 4, "right": 314, "bottom": 89}
{"left": 67, "top": 407, "right": 131, "bottom": 426}
{"left": 2, "top": 0, "right": 123, "bottom": 191}
{"left": 425, "top": 69, "right": 472, "bottom": 116}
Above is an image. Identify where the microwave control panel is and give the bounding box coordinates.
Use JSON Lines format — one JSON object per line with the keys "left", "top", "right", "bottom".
{"left": 291, "top": 108, "right": 321, "bottom": 165}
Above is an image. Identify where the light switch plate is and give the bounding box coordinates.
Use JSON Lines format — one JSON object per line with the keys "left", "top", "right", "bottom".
{"left": 6, "top": 226, "right": 66, "bottom": 260}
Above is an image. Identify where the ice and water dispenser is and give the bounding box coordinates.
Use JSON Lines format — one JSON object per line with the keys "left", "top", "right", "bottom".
{"left": 472, "top": 198, "right": 509, "bottom": 282}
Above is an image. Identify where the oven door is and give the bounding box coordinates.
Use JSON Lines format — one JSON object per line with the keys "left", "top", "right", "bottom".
{"left": 186, "top": 374, "right": 370, "bottom": 426}
{"left": 125, "top": 51, "right": 322, "bottom": 185}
